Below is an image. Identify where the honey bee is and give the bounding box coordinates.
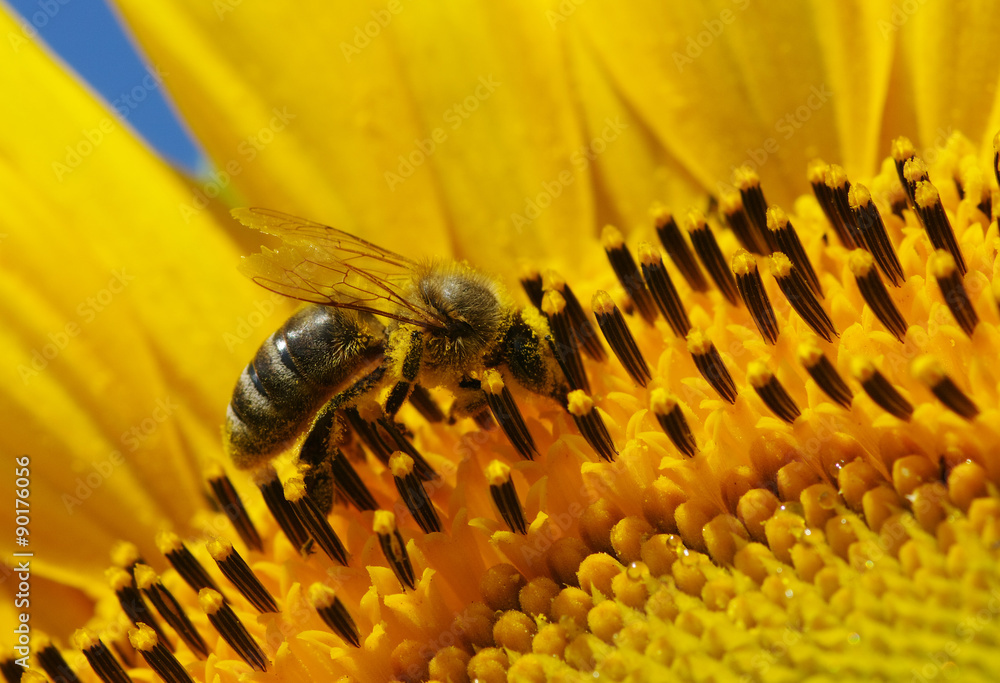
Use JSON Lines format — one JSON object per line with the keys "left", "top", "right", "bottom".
{"left": 224, "top": 208, "right": 570, "bottom": 512}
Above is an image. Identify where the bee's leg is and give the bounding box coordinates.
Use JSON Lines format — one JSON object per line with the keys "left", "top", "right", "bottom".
{"left": 449, "top": 377, "right": 494, "bottom": 429}
{"left": 501, "top": 313, "right": 571, "bottom": 408}
{"left": 384, "top": 330, "right": 423, "bottom": 418}
{"left": 299, "top": 365, "right": 386, "bottom": 514}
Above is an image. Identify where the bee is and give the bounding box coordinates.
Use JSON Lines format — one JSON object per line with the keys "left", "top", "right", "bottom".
{"left": 223, "top": 208, "right": 571, "bottom": 513}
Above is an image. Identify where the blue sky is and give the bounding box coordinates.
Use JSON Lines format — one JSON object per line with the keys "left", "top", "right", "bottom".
{"left": 7, "top": 0, "right": 206, "bottom": 173}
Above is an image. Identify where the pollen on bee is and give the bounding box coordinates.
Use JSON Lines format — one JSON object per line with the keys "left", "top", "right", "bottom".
{"left": 374, "top": 510, "right": 416, "bottom": 590}
{"left": 309, "top": 583, "right": 362, "bottom": 648}
{"left": 207, "top": 537, "right": 280, "bottom": 613}
{"left": 199, "top": 588, "right": 269, "bottom": 672}
{"left": 591, "top": 290, "right": 651, "bottom": 387}
{"left": 486, "top": 459, "right": 527, "bottom": 534}
{"left": 128, "top": 623, "right": 193, "bottom": 683}
{"left": 134, "top": 564, "right": 209, "bottom": 659}
{"left": 911, "top": 355, "right": 980, "bottom": 420}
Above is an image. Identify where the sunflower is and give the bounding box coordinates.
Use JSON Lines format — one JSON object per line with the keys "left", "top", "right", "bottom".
{"left": 3, "top": 1, "right": 1000, "bottom": 681}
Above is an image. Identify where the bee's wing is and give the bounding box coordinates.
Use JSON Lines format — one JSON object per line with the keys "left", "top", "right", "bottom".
{"left": 233, "top": 208, "right": 445, "bottom": 329}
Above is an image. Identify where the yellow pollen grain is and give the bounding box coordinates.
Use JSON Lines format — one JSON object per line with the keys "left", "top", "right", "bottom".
{"left": 486, "top": 459, "right": 511, "bottom": 487}
{"left": 720, "top": 191, "right": 743, "bottom": 214}
{"left": 686, "top": 327, "right": 711, "bottom": 355}
{"left": 541, "top": 289, "right": 566, "bottom": 317}
{"left": 600, "top": 224, "right": 624, "bottom": 250}
{"left": 206, "top": 537, "right": 234, "bottom": 561}
{"left": 309, "top": 582, "right": 337, "bottom": 609}
{"left": 765, "top": 205, "right": 788, "bottom": 231}
{"left": 915, "top": 180, "right": 940, "bottom": 208}
{"left": 127, "top": 623, "right": 158, "bottom": 652}
{"left": 684, "top": 208, "right": 707, "bottom": 232}
{"left": 199, "top": 587, "right": 225, "bottom": 615}
{"left": 110, "top": 540, "right": 140, "bottom": 569}
{"left": 847, "top": 182, "right": 872, "bottom": 209}
{"left": 905, "top": 157, "right": 930, "bottom": 183}
{"left": 731, "top": 248, "right": 756, "bottom": 276}
{"left": 283, "top": 476, "right": 307, "bottom": 502}
{"left": 746, "top": 360, "right": 773, "bottom": 388}
{"left": 106, "top": 567, "right": 131, "bottom": 591}
{"left": 155, "top": 530, "right": 183, "bottom": 555}
{"left": 930, "top": 249, "right": 957, "bottom": 278}
{"left": 592, "top": 290, "right": 615, "bottom": 315}
{"left": 824, "top": 163, "right": 849, "bottom": 189}
{"left": 541, "top": 268, "right": 565, "bottom": 292}
{"left": 769, "top": 252, "right": 793, "bottom": 279}
{"left": 892, "top": 135, "right": 917, "bottom": 161}
{"left": 796, "top": 339, "right": 824, "bottom": 368}
{"left": 389, "top": 451, "right": 414, "bottom": 478}
{"left": 850, "top": 357, "right": 876, "bottom": 383}
{"left": 482, "top": 368, "right": 504, "bottom": 395}
{"left": 911, "top": 355, "right": 946, "bottom": 387}
{"left": 637, "top": 241, "right": 660, "bottom": 267}
{"left": 806, "top": 158, "right": 828, "bottom": 184}
{"left": 566, "top": 389, "right": 593, "bottom": 416}
{"left": 733, "top": 165, "right": 760, "bottom": 190}
{"left": 649, "top": 388, "right": 676, "bottom": 416}
{"left": 372, "top": 509, "right": 396, "bottom": 535}
{"left": 848, "top": 248, "right": 875, "bottom": 277}
{"left": 71, "top": 629, "right": 101, "bottom": 651}
{"left": 133, "top": 564, "right": 158, "bottom": 591}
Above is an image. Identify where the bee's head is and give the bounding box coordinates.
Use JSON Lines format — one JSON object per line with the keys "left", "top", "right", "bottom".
{"left": 418, "top": 265, "right": 505, "bottom": 365}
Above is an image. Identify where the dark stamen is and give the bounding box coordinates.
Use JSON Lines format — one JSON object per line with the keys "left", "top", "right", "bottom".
{"left": 482, "top": 369, "right": 537, "bottom": 460}
{"left": 487, "top": 460, "right": 528, "bottom": 534}
{"left": 769, "top": 252, "right": 837, "bottom": 342}
{"left": 766, "top": 206, "right": 822, "bottom": 297}
{"left": 798, "top": 341, "right": 853, "bottom": 408}
{"left": 602, "top": 224, "right": 657, "bottom": 324}
{"left": 206, "top": 464, "right": 263, "bottom": 553}
{"left": 824, "top": 165, "right": 864, "bottom": 248}
{"left": 638, "top": 242, "right": 691, "bottom": 337}
{"left": 543, "top": 289, "right": 589, "bottom": 392}
{"left": 653, "top": 206, "right": 708, "bottom": 291}
{"left": 107, "top": 568, "right": 172, "bottom": 652}
{"left": 852, "top": 358, "right": 913, "bottom": 421}
{"left": 930, "top": 249, "right": 978, "bottom": 337}
{"left": 809, "top": 159, "right": 854, "bottom": 247}
{"left": 592, "top": 290, "right": 652, "bottom": 387}
{"left": 686, "top": 209, "right": 740, "bottom": 305}
{"left": 73, "top": 631, "right": 132, "bottom": 683}
{"left": 912, "top": 356, "right": 980, "bottom": 420}
{"left": 543, "top": 270, "right": 607, "bottom": 361}
{"left": 374, "top": 510, "right": 416, "bottom": 590}
{"left": 207, "top": 538, "right": 280, "bottom": 612}
{"left": 255, "top": 466, "right": 313, "bottom": 555}
{"left": 567, "top": 390, "right": 617, "bottom": 461}
{"left": 914, "top": 180, "right": 967, "bottom": 276}
{"left": 650, "top": 389, "right": 697, "bottom": 457}
{"left": 390, "top": 452, "right": 442, "bottom": 534}
{"left": 892, "top": 137, "right": 919, "bottom": 204}
{"left": 848, "top": 183, "right": 905, "bottom": 287}
{"left": 888, "top": 184, "right": 908, "bottom": 219}
{"left": 686, "top": 328, "right": 738, "bottom": 404}
{"left": 376, "top": 417, "right": 438, "bottom": 482}
{"left": 199, "top": 589, "right": 268, "bottom": 672}
{"left": 519, "top": 264, "right": 544, "bottom": 309}
{"left": 134, "top": 565, "right": 209, "bottom": 659}
{"left": 721, "top": 191, "right": 769, "bottom": 255}
{"left": 284, "top": 478, "right": 350, "bottom": 565}
{"left": 994, "top": 132, "right": 1000, "bottom": 193}
{"left": 408, "top": 384, "right": 445, "bottom": 423}
{"left": 128, "top": 624, "right": 194, "bottom": 683}
{"left": 747, "top": 361, "right": 801, "bottom": 424}
{"left": 734, "top": 166, "right": 776, "bottom": 253}
{"left": 156, "top": 531, "right": 220, "bottom": 595}
{"left": 38, "top": 642, "right": 83, "bottom": 683}
{"left": 310, "top": 584, "right": 361, "bottom": 648}
{"left": 732, "top": 249, "right": 779, "bottom": 344}
{"left": 849, "top": 249, "right": 908, "bottom": 342}
{"left": 344, "top": 406, "right": 392, "bottom": 466}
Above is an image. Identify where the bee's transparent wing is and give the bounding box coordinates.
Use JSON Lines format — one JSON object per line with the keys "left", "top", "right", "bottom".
{"left": 233, "top": 208, "right": 445, "bottom": 329}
